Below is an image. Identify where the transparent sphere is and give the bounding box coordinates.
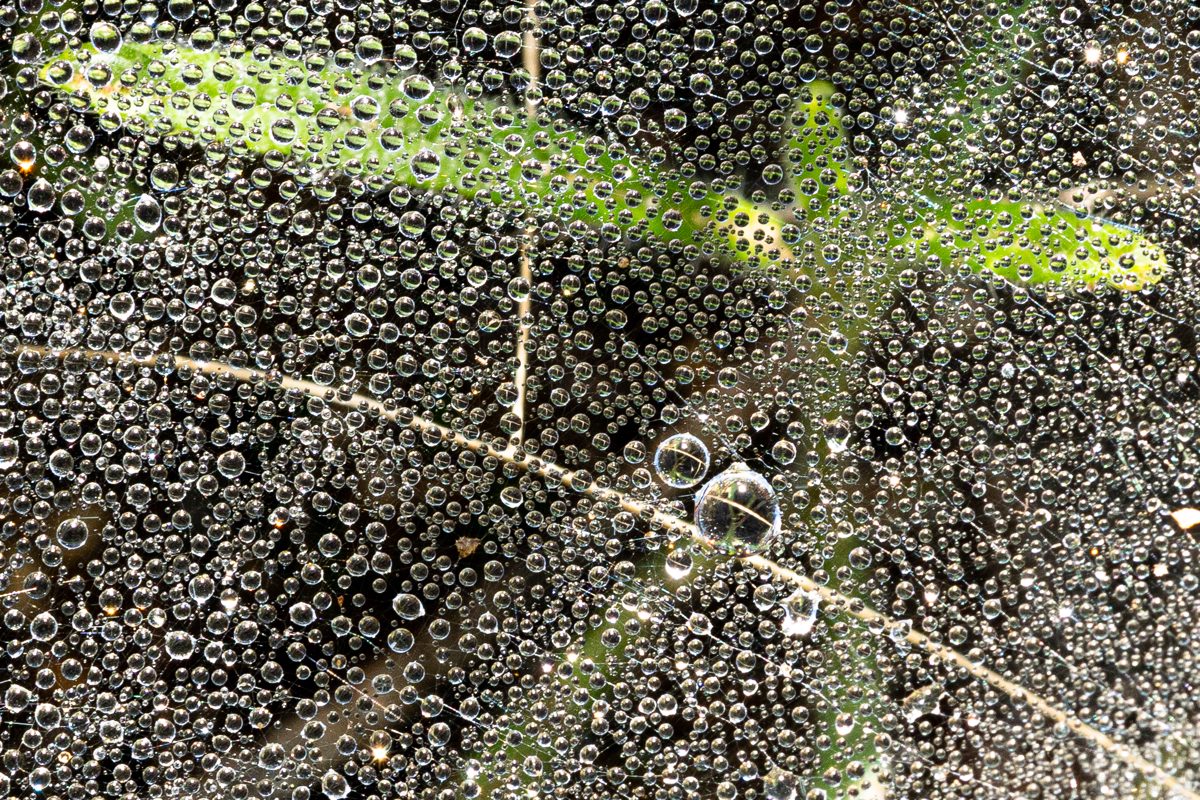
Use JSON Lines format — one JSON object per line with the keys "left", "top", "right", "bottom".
{"left": 89, "top": 21, "right": 123, "bottom": 53}
{"left": 216, "top": 450, "right": 246, "bottom": 479}
{"left": 164, "top": 631, "right": 196, "bottom": 660}
{"left": 55, "top": 517, "right": 89, "bottom": 550}
{"left": 665, "top": 546, "right": 694, "bottom": 580}
{"left": 258, "top": 743, "right": 287, "bottom": 771}
{"left": 30, "top": 612, "right": 58, "bottom": 642}
{"left": 653, "top": 433, "right": 710, "bottom": 489}
{"left": 321, "top": 769, "right": 350, "bottom": 800}
{"left": 694, "top": 463, "right": 781, "bottom": 555}
{"left": 289, "top": 602, "right": 317, "bottom": 627}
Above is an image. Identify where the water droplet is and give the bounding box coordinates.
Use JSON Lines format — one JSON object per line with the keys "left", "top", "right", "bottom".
{"left": 694, "top": 463, "right": 781, "bottom": 554}
{"left": 392, "top": 593, "right": 424, "bottom": 620}
{"left": 781, "top": 590, "right": 820, "bottom": 637}
{"left": 26, "top": 178, "right": 55, "bottom": 213}
{"left": 30, "top": 612, "right": 58, "bottom": 642}
{"left": 164, "top": 631, "right": 195, "bottom": 660}
{"left": 665, "top": 546, "right": 694, "bottom": 579}
{"left": 493, "top": 30, "right": 522, "bottom": 58}
{"left": 410, "top": 148, "right": 442, "bottom": 182}
{"left": 89, "top": 21, "right": 123, "bottom": 53}
{"left": 289, "top": 602, "right": 316, "bottom": 627}
{"left": 108, "top": 292, "right": 135, "bottom": 321}
{"left": 55, "top": 518, "right": 89, "bottom": 550}
{"left": 11, "top": 33, "right": 41, "bottom": 64}
{"left": 134, "top": 194, "right": 162, "bottom": 231}
{"left": 0, "top": 438, "right": 16, "bottom": 470}
{"left": 216, "top": 450, "right": 246, "bottom": 478}
{"left": 321, "top": 769, "right": 350, "bottom": 800}
{"left": 763, "top": 767, "right": 799, "bottom": 800}
{"left": 654, "top": 433, "right": 710, "bottom": 488}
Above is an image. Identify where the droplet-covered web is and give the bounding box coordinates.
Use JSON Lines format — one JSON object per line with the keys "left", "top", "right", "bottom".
{"left": 0, "top": 0, "right": 1197, "bottom": 799}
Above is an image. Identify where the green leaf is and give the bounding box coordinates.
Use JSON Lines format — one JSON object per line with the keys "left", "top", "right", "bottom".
{"left": 40, "top": 43, "right": 792, "bottom": 270}
{"left": 39, "top": 42, "right": 1164, "bottom": 291}
{"left": 782, "top": 80, "right": 851, "bottom": 216}
{"left": 918, "top": 198, "right": 1168, "bottom": 290}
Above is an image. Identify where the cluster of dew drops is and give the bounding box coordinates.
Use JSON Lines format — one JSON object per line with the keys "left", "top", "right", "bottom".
{"left": 3, "top": 0, "right": 1200, "bottom": 798}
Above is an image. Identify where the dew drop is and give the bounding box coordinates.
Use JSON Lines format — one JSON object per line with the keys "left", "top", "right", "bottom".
{"left": 108, "top": 292, "right": 135, "bottom": 321}
{"left": 89, "top": 21, "right": 123, "bottom": 53}
{"left": 392, "top": 593, "right": 425, "bottom": 620}
{"left": 30, "top": 612, "right": 58, "bottom": 642}
{"left": 134, "top": 194, "right": 162, "bottom": 231}
{"left": 216, "top": 450, "right": 246, "bottom": 479}
{"left": 653, "top": 433, "right": 710, "bottom": 489}
{"left": 26, "top": 178, "right": 55, "bottom": 213}
{"left": 665, "top": 546, "right": 694, "bottom": 580}
{"left": 210, "top": 277, "right": 237, "bottom": 306}
{"left": 781, "top": 590, "right": 820, "bottom": 637}
{"left": 55, "top": 517, "right": 89, "bottom": 550}
{"left": 164, "top": 631, "right": 195, "bottom": 660}
{"left": 694, "top": 463, "right": 781, "bottom": 554}
{"left": 0, "top": 438, "right": 22, "bottom": 469}
{"left": 763, "top": 767, "right": 799, "bottom": 800}
{"left": 321, "top": 769, "right": 350, "bottom": 800}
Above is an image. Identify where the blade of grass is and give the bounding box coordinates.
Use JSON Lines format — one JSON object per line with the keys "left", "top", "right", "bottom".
{"left": 38, "top": 43, "right": 1165, "bottom": 290}
{"left": 39, "top": 43, "right": 789, "bottom": 269}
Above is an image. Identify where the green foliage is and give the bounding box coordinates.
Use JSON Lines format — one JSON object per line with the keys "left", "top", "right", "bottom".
{"left": 39, "top": 42, "right": 1166, "bottom": 289}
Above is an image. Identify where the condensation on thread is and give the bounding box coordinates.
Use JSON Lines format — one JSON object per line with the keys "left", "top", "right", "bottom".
{"left": 17, "top": 343, "right": 1200, "bottom": 800}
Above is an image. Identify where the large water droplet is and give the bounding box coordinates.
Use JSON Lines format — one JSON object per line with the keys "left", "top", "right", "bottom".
{"left": 321, "top": 769, "right": 350, "bottom": 800}
{"left": 665, "top": 546, "right": 694, "bottom": 579}
{"left": 26, "top": 178, "right": 55, "bottom": 213}
{"left": 134, "top": 194, "right": 162, "bottom": 231}
{"left": 216, "top": 450, "right": 246, "bottom": 478}
{"left": 55, "top": 518, "right": 89, "bottom": 550}
{"left": 694, "top": 463, "right": 781, "bottom": 554}
{"left": 654, "top": 433, "right": 710, "bottom": 489}
{"left": 89, "top": 21, "right": 123, "bottom": 53}
{"left": 781, "top": 590, "right": 820, "bottom": 637}
{"left": 30, "top": 612, "right": 58, "bottom": 642}
{"left": 0, "top": 438, "right": 16, "bottom": 469}
{"left": 164, "top": 631, "right": 195, "bottom": 660}
{"left": 108, "top": 292, "right": 135, "bottom": 321}
{"left": 11, "top": 33, "right": 41, "bottom": 64}
{"left": 763, "top": 767, "right": 799, "bottom": 800}
{"left": 392, "top": 593, "right": 425, "bottom": 620}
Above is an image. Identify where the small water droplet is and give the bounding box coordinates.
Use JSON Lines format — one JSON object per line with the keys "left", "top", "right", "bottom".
{"left": 216, "top": 450, "right": 246, "bottom": 479}
{"left": 89, "top": 21, "right": 123, "bottom": 53}
{"left": 781, "top": 590, "right": 819, "bottom": 637}
{"left": 665, "top": 547, "right": 694, "bottom": 579}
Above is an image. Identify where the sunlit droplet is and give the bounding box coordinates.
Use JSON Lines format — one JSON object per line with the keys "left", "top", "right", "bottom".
{"left": 654, "top": 433, "right": 710, "bottom": 489}
{"left": 694, "top": 463, "right": 781, "bottom": 555}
